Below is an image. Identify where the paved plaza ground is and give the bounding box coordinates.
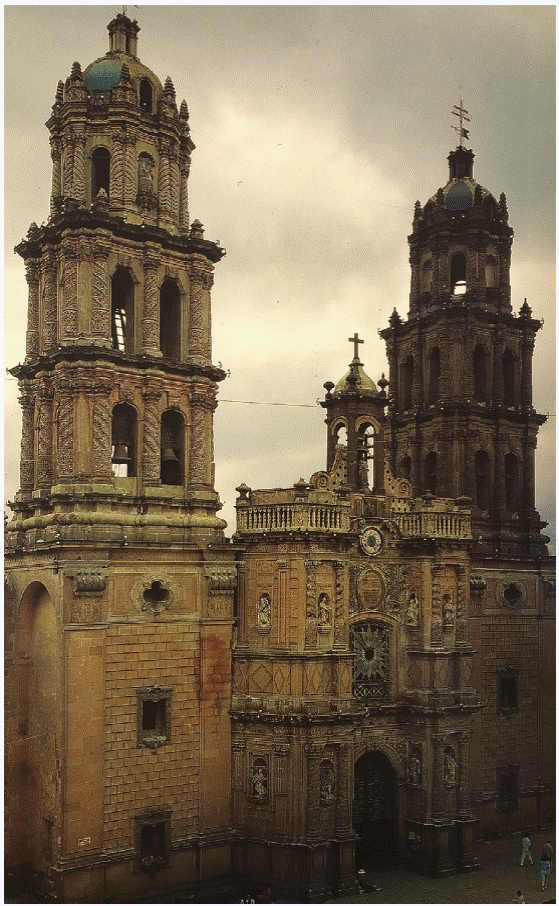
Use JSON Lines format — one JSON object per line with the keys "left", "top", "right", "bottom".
{"left": 326, "top": 831, "right": 555, "bottom": 905}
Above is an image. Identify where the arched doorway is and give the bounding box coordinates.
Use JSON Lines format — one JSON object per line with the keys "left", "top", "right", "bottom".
{"left": 353, "top": 750, "right": 398, "bottom": 868}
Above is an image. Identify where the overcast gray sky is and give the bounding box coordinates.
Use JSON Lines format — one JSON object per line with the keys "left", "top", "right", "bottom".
{"left": 4, "top": 4, "right": 556, "bottom": 546}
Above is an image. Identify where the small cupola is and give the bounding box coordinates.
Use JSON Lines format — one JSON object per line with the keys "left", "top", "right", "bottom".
{"left": 448, "top": 146, "right": 475, "bottom": 180}
{"left": 107, "top": 13, "right": 140, "bottom": 56}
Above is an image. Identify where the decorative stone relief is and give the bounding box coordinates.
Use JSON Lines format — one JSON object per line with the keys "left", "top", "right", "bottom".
{"left": 71, "top": 599, "right": 102, "bottom": 623}
{"left": 498, "top": 579, "right": 525, "bottom": 609}
{"left": 73, "top": 571, "right": 107, "bottom": 595}
{"left": 442, "top": 593, "right": 455, "bottom": 628}
{"left": 408, "top": 746, "right": 422, "bottom": 786}
{"left": 304, "top": 560, "right": 319, "bottom": 649}
{"left": 205, "top": 566, "right": 236, "bottom": 618}
{"left": 405, "top": 592, "right": 419, "bottom": 627}
{"left": 317, "top": 592, "right": 331, "bottom": 631}
{"left": 444, "top": 746, "right": 458, "bottom": 786}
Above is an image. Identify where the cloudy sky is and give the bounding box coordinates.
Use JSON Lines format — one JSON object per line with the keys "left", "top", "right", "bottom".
{"left": 4, "top": 4, "right": 555, "bottom": 546}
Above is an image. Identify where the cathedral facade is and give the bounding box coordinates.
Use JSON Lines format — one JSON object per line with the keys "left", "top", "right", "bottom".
{"left": 5, "top": 15, "right": 555, "bottom": 903}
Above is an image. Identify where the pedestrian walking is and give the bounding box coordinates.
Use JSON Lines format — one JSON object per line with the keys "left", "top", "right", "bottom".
{"left": 542, "top": 839, "right": 554, "bottom": 869}
{"left": 513, "top": 891, "right": 525, "bottom": 903}
{"left": 520, "top": 833, "right": 533, "bottom": 866}
{"left": 540, "top": 854, "right": 551, "bottom": 890}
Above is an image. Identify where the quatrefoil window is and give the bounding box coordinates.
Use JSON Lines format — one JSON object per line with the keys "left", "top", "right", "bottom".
{"left": 142, "top": 580, "right": 171, "bottom": 614}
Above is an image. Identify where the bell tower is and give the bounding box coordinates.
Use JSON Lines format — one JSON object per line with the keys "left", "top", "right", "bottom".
{"left": 5, "top": 15, "right": 236, "bottom": 902}
{"left": 381, "top": 142, "right": 548, "bottom": 555}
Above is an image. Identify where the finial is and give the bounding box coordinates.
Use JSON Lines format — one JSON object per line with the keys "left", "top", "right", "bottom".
{"left": 164, "top": 76, "right": 176, "bottom": 101}
{"left": 70, "top": 61, "right": 83, "bottom": 82}
{"left": 520, "top": 298, "right": 532, "bottom": 318}
{"left": 190, "top": 219, "right": 204, "bottom": 239}
{"left": 179, "top": 100, "right": 190, "bottom": 122}
{"left": 378, "top": 373, "right": 389, "bottom": 397}
{"left": 413, "top": 200, "right": 422, "bottom": 220}
{"left": 499, "top": 192, "right": 509, "bottom": 220}
{"left": 389, "top": 308, "right": 401, "bottom": 327}
{"left": 55, "top": 80, "right": 64, "bottom": 103}
{"left": 452, "top": 97, "right": 471, "bottom": 147}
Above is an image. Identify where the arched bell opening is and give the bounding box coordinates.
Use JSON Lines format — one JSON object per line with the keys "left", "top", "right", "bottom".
{"left": 502, "top": 349, "right": 517, "bottom": 407}
{"left": 424, "top": 450, "right": 437, "bottom": 495}
{"left": 399, "top": 454, "right": 411, "bottom": 482}
{"left": 485, "top": 254, "right": 497, "bottom": 288}
{"left": 139, "top": 78, "right": 153, "bottom": 112}
{"left": 111, "top": 267, "right": 135, "bottom": 353}
{"left": 111, "top": 403, "right": 137, "bottom": 477}
{"left": 353, "top": 751, "right": 398, "bottom": 869}
{"left": 450, "top": 252, "right": 467, "bottom": 296}
{"left": 160, "top": 409, "right": 184, "bottom": 486}
{"left": 160, "top": 279, "right": 181, "bottom": 361}
{"left": 91, "top": 146, "right": 110, "bottom": 201}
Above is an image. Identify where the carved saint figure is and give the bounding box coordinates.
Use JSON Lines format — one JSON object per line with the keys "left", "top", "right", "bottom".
{"left": 257, "top": 594, "right": 271, "bottom": 628}
{"left": 409, "top": 751, "right": 421, "bottom": 785}
{"left": 138, "top": 153, "right": 155, "bottom": 193}
{"left": 320, "top": 762, "right": 335, "bottom": 802}
{"left": 444, "top": 749, "right": 458, "bottom": 784}
{"left": 252, "top": 764, "right": 268, "bottom": 800}
{"left": 442, "top": 594, "right": 455, "bottom": 627}
{"left": 318, "top": 593, "right": 331, "bottom": 626}
{"left": 406, "top": 592, "right": 419, "bottom": 626}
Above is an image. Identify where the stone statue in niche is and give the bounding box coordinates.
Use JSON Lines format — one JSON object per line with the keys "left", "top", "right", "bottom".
{"left": 320, "top": 762, "right": 336, "bottom": 803}
{"left": 409, "top": 750, "right": 421, "bottom": 785}
{"left": 442, "top": 594, "right": 455, "bottom": 628}
{"left": 138, "top": 154, "right": 155, "bottom": 194}
{"left": 252, "top": 761, "right": 268, "bottom": 800}
{"left": 406, "top": 592, "right": 419, "bottom": 627}
{"left": 257, "top": 593, "right": 271, "bottom": 629}
{"left": 444, "top": 748, "right": 458, "bottom": 784}
{"left": 318, "top": 592, "right": 331, "bottom": 627}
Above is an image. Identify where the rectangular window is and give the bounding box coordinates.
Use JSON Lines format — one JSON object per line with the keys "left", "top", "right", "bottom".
{"left": 137, "top": 686, "right": 172, "bottom": 748}
{"left": 498, "top": 668, "right": 519, "bottom": 716}
{"left": 134, "top": 810, "right": 171, "bottom": 873}
{"left": 497, "top": 765, "right": 519, "bottom": 811}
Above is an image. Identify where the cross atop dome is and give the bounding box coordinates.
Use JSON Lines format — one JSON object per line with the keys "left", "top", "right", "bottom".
{"left": 348, "top": 332, "right": 364, "bottom": 361}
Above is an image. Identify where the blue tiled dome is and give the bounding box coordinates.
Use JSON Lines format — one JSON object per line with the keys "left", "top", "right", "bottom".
{"left": 84, "top": 58, "right": 122, "bottom": 91}
{"left": 445, "top": 180, "right": 474, "bottom": 212}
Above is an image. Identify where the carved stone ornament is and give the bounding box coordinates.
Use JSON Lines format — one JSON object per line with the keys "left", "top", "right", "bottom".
{"left": 71, "top": 599, "right": 102, "bottom": 624}
{"left": 405, "top": 592, "right": 419, "bottom": 627}
{"left": 250, "top": 758, "right": 269, "bottom": 802}
{"left": 257, "top": 593, "right": 272, "bottom": 630}
{"left": 320, "top": 761, "right": 336, "bottom": 804}
{"left": 408, "top": 748, "right": 422, "bottom": 786}
{"left": 131, "top": 575, "right": 175, "bottom": 614}
{"left": 444, "top": 747, "right": 458, "bottom": 786}
{"left": 497, "top": 579, "right": 525, "bottom": 609}
{"left": 73, "top": 570, "right": 107, "bottom": 596}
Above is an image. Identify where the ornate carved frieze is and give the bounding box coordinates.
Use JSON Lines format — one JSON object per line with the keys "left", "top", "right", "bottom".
{"left": 73, "top": 570, "right": 107, "bottom": 595}
{"left": 25, "top": 260, "right": 40, "bottom": 357}
{"left": 61, "top": 250, "right": 79, "bottom": 340}
{"left": 205, "top": 565, "right": 236, "bottom": 618}
{"left": 304, "top": 559, "right": 319, "bottom": 649}
{"left": 142, "top": 389, "right": 161, "bottom": 484}
{"left": 91, "top": 241, "right": 110, "bottom": 340}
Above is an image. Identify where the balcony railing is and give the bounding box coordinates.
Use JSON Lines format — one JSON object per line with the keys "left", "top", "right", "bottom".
{"left": 394, "top": 510, "right": 470, "bottom": 539}
{"left": 236, "top": 503, "right": 350, "bottom": 534}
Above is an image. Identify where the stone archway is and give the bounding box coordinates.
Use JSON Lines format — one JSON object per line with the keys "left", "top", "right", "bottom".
{"left": 353, "top": 750, "right": 398, "bottom": 869}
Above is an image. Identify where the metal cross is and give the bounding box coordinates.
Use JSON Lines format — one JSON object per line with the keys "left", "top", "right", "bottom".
{"left": 348, "top": 333, "right": 364, "bottom": 359}
{"left": 452, "top": 96, "right": 471, "bottom": 147}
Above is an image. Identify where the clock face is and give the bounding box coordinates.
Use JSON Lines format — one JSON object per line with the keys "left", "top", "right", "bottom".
{"left": 360, "top": 527, "right": 383, "bottom": 556}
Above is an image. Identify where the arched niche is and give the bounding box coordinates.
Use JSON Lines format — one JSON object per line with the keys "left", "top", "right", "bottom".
{"left": 475, "top": 449, "right": 491, "bottom": 511}
{"left": 502, "top": 349, "right": 517, "bottom": 407}
{"left": 485, "top": 254, "right": 497, "bottom": 288}
{"left": 402, "top": 355, "right": 413, "bottom": 409}
{"left": 473, "top": 345, "right": 488, "bottom": 403}
{"left": 424, "top": 450, "right": 437, "bottom": 495}
{"left": 427, "top": 347, "right": 440, "bottom": 405}
{"left": 139, "top": 78, "right": 153, "bottom": 112}
{"left": 450, "top": 252, "right": 467, "bottom": 295}
{"left": 504, "top": 452, "right": 520, "bottom": 513}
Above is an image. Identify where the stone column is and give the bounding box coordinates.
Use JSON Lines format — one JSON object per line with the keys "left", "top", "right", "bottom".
{"left": 494, "top": 438, "right": 507, "bottom": 512}
{"left": 91, "top": 240, "right": 111, "bottom": 343}
{"left": 333, "top": 561, "right": 346, "bottom": 650}
{"left": 189, "top": 391, "right": 215, "bottom": 489}
{"left": 158, "top": 140, "right": 171, "bottom": 214}
{"left": 92, "top": 383, "right": 113, "bottom": 480}
{"left": 431, "top": 734, "right": 446, "bottom": 818}
{"left": 142, "top": 254, "right": 160, "bottom": 354}
{"left": 411, "top": 340, "right": 422, "bottom": 406}
{"left": 523, "top": 436, "right": 537, "bottom": 514}
{"left": 72, "top": 129, "right": 86, "bottom": 206}
{"left": 50, "top": 138, "right": 62, "bottom": 216}
{"left": 62, "top": 127, "right": 74, "bottom": 198}
{"left": 123, "top": 131, "right": 137, "bottom": 206}
{"left": 520, "top": 336, "right": 534, "bottom": 409}
{"left": 61, "top": 247, "right": 78, "bottom": 341}
{"left": 19, "top": 389, "right": 35, "bottom": 492}
{"left": 455, "top": 565, "right": 468, "bottom": 646}
{"left": 304, "top": 560, "right": 319, "bottom": 650}
{"left": 335, "top": 744, "right": 352, "bottom": 835}
{"left": 179, "top": 156, "right": 190, "bottom": 231}
{"left": 492, "top": 335, "right": 505, "bottom": 404}
{"left": 189, "top": 258, "right": 213, "bottom": 363}
{"left": 55, "top": 383, "right": 74, "bottom": 482}
{"left": 169, "top": 147, "right": 180, "bottom": 221}
{"left": 41, "top": 252, "right": 58, "bottom": 351}
{"left": 25, "top": 260, "right": 40, "bottom": 358}
{"left": 111, "top": 127, "right": 125, "bottom": 204}
{"left": 463, "top": 434, "right": 476, "bottom": 501}
{"left": 456, "top": 732, "right": 472, "bottom": 818}
{"left": 142, "top": 389, "right": 161, "bottom": 485}
{"left": 431, "top": 565, "right": 444, "bottom": 647}
{"left": 305, "top": 744, "right": 322, "bottom": 838}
